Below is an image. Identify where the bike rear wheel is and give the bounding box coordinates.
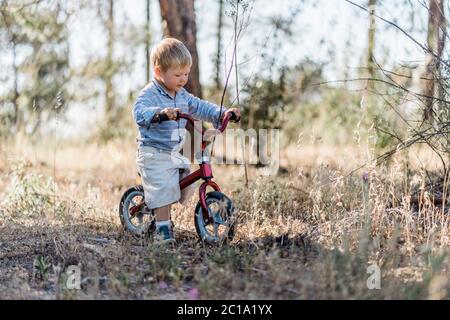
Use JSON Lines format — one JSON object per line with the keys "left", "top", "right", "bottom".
{"left": 119, "top": 185, "right": 154, "bottom": 236}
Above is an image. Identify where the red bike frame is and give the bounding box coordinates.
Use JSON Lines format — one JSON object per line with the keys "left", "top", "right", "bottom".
{"left": 130, "top": 112, "right": 236, "bottom": 221}
{"left": 178, "top": 112, "right": 235, "bottom": 221}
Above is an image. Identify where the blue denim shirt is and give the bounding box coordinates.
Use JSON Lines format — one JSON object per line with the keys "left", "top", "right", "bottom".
{"left": 133, "top": 80, "right": 227, "bottom": 151}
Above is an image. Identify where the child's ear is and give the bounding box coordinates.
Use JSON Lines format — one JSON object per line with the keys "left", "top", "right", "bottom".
{"left": 154, "top": 66, "right": 161, "bottom": 77}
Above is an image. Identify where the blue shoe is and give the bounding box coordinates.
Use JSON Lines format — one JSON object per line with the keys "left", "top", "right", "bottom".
{"left": 154, "top": 224, "right": 176, "bottom": 244}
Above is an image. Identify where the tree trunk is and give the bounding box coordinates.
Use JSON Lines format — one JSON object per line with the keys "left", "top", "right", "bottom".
{"left": 423, "top": 0, "right": 445, "bottom": 122}
{"left": 214, "top": 0, "right": 224, "bottom": 91}
{"left": 367, "top": 0, "right": 376, "bottom": 88}
{"left": 158, "top": 0, "right": 202, "bottom": 98}
{"left": 158, "top": 0, "right": 202, "bottom": 161}
{"left": 105, "top": 0, "right": 115, "bottom": 123}
{"left": 145, "top": 0, "right": 151, "bottom": 84}
{"left": 1, "top": 5, "right": 21, "bottom": 132}
{"left": 12, "top": 39, "right": 20, "bottom": 132}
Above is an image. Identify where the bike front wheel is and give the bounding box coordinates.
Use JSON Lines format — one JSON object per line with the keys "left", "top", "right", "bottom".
{"left": 194, "top": 191, "right": 236, "bottom": 244}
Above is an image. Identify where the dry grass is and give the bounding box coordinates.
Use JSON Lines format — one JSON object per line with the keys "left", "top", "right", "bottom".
{"left": 0, "top": 137, "right": 448, "bottom": 299}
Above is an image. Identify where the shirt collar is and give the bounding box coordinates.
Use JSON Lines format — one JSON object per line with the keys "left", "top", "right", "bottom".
{"left": 151, "top": 79, "right": 176, "bottom": 99}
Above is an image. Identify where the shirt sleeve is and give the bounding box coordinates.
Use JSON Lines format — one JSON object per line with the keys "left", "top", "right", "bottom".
{"left": 132, "top": 89, "right": 162, "bottom": 128}
{"left": 185, "top": 91, "right": 227, "bottom": 129}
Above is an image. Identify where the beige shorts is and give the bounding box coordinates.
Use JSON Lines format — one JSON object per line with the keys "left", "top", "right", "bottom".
{"left": 136, "top": 146, "right": 196, "bottom": 209}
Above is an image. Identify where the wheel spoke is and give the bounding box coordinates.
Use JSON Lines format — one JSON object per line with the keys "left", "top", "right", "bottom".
{"left": 207, "top": 207, "right": 214, "bottom": 219}
{"left": 213, "top": 223, "right": 219, "bottom": 239}
{"left": 121, "top": 189, "right": 151, "bottom": 234}
{"left": 213, "top": 212, "right": 226, "bottom": 225}
{"left": 197, "top": 196, "right": 234, "bottom": 242}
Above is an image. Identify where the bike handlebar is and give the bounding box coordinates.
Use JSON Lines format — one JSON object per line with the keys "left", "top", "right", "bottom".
{"left": 156, "top": 111, "right": 240, "bottom": 133}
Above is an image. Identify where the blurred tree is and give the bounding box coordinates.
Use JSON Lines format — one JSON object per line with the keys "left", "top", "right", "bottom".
{"left": 145, "top": 0, "right": 151, "bottom": 83}
{"left": 240, "top": 3, "right": 301, "bottom": 130}
{"left": 242, "top": 60, "right": 324, "bottom": 131}
{"left": 422, "top": 0, "right": 446, "bottom": 123}
{"left": 158, "top": 0, "right": 202, "bottom": 160}
{"left": 0, "top": 0, "right": 70, "bottom": 136}
{"left": 105, "top": 0, "right": 115, "bottom": 125}
{"left": 214, "top": 0, "right": 224, "bottom": 91}
{"left": 158, "top": 0, "right": 202, "bottom": 98}
{"left": 367, "top": 0, "right": 377, "bottom": 87}
{"left": 87, "top": 0, "right": 144, "bottom": 141}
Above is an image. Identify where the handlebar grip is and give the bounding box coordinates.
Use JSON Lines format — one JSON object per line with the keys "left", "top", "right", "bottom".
{"left": 154, "top": 111, "right": 180, "bottom": 123}
{"left": 158, "top": 113, "right": 170, "bottom": 123}
{"left": 229, "top": 111, "right": 240, "bottom": 123}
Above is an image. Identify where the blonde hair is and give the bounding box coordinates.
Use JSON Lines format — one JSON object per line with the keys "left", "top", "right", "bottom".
{"left": 150, "top": 38, "right": 192, "bottom": 72}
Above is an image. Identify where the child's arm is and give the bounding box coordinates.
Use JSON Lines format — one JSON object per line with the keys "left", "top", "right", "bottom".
{"left": 185, "top": 92, "right": 227, "bottom": 128}
{"left": 132, "top": 91, "right": 162, "bottom": 127}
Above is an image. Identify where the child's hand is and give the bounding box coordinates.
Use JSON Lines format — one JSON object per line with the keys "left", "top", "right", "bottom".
{"left": 228, "top": 108, "right": 241, "bottom": 118}
{"left": 221, "top": 108, "right": 241, "bottom": 121}
{"left": 159, "top": 108, "right": 181, "bottom": 120}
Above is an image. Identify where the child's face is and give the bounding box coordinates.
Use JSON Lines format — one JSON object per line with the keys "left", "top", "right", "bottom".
{"left": 156, "top": 65, "right": 191, "bottom": 94}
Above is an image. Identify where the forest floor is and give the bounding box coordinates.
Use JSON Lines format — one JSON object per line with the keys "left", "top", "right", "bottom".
{"left": 0, "top": 138, "right": 448, "bottom": 299}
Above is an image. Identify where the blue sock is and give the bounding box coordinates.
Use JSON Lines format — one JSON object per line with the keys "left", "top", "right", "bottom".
{"left": 155, "top": 220, "right": 171, "bottom": 228}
